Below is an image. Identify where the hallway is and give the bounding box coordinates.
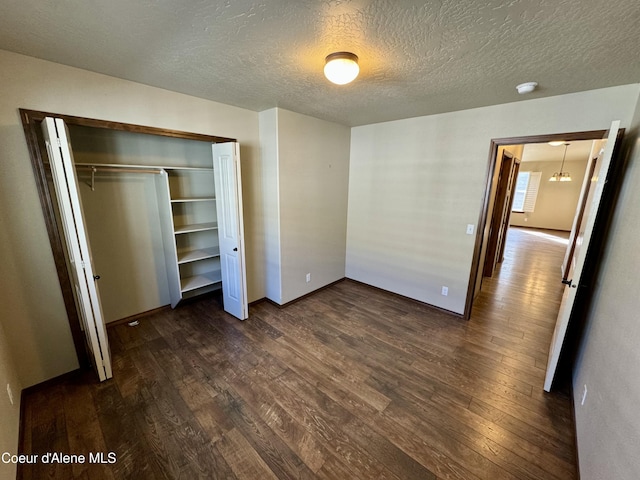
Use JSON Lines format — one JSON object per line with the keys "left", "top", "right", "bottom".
{"left": 473, "top": 227, "right": 570, "bottom": 372}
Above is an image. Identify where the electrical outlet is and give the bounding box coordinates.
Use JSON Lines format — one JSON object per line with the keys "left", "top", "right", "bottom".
{"left": 441, "top": 286, "right": 448, "bottom": 296}
{"left": 466, "top": 224, "right": 474, "bottom": 235}
{"left": 581, "top": 384, "right": 588, "bottom": 406}
{"left": 7, "top": 383, "right": 14, "bottom": 405}
{"left": 306, "top": 273, "right": 311, "bottom": 283}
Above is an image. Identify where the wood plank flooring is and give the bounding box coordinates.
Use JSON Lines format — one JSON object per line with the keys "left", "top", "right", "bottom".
{"left": 19, "top": 226, "right": 577, "bottom": 479}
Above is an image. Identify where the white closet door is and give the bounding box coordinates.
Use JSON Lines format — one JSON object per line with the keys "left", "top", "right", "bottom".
{"left": 42, "top": 117, "right": 113, "bottom": 381}
{"left": 213, "top": 142, "right": 248, "bottom": 320}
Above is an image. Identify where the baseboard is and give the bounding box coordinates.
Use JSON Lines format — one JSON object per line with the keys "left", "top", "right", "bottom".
{"left": 569, "top": 383, "right": 582, "bottom": 479}
{"left": 345, "top": 277, "right": 464, "bottom": 319}
{"left": 106, "top": 305, "right": 172, "bottom": 328}
{"left": 261, "top": 278, "right": 347, "bottom": 309}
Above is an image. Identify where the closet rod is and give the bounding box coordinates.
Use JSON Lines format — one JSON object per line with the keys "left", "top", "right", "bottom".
{"left": 75, "top": 165, "right": 163, "bottom": 191}
{"left": 75, "top": 165, "right": 164, "bottom": 174}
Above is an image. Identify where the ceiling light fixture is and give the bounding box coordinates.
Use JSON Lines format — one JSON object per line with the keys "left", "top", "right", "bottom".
{"left": 324, "top": 52, "right": 359, "bottom": 85}
{"left": 549, "top": 142, "right": 572, "bottom": 182}
{"left": 548, "top": 141, "right": 565, "bottom": 147}
{"left": 516, "top": 82, "right": 538, "bottom": 94}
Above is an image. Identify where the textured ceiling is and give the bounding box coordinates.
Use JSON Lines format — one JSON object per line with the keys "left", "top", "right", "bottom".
{"left": 521, "top": 140, "right": 595, "bottom": 163}
{"left": 1, "top": 0, "right": 639, "bottom": 126}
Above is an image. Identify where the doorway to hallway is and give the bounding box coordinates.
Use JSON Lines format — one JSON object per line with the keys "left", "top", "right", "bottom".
{"left": 472, "top": 227, "right": 569, "bottom": 380}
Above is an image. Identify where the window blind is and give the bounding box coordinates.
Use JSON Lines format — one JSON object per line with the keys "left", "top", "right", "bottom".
{"left": 522, "top": 171, "right": 542, "bottom": 212}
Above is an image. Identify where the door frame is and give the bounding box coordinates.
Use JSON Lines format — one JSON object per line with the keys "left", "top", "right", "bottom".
{"left": 483, "top": 150, "right": 520, "bottom": 277}
{"left": 19, "top": 108, "right": 235, "bottom": 367}
{"left": 464, "top": 129, "right": 611, "bottom": 320}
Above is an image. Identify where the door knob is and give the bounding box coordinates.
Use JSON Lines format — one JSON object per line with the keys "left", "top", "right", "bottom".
{"left": 233, "top": 247, "right": 238, "bottom": 251}
{"left": 94, "top": 275, "right": 101, "bottom": 280}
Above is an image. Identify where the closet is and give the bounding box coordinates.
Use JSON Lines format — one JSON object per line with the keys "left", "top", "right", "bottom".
{"left": 21, "top": 109, "right": 248, "bottom": 382}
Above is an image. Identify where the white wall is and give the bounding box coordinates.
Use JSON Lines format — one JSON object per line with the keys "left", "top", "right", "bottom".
{"left": 260, "top": 108, "right": 351, "bottom": 305}
{"left": 572, "top": 90, "right": 640, "bottom": 479}
{"left": 347, "top": 85, "right": 640, "bottom": 314}
{"left": 0, "top": 49, "right": 262, "bottom": 390}
{"left": 511, "top": 158, "right": 589, "bottom": 231}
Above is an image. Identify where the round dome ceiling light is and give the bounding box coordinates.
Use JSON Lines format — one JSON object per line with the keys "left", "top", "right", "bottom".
{"left": 324, "top": 52, "right": 359, "bottom": 85}
{"left": 516, "top": 82, "right": 538, "bottom": 94}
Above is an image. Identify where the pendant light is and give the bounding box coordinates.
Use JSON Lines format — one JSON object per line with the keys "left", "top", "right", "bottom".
{"left": 549, "top": 142, "right": 572, "bottom": 182}
{"left": 324, "top": 52, "right": 359, "bottom": 85}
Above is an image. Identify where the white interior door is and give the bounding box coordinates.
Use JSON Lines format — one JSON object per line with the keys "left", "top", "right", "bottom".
{"left": 544, "top": 121, "right": 621, "bottom": 391}
{"left": 42, "top": 117, "right": 113, "bottom": 381}
{"left": 213, "top": 142, "right": 248, "bottom": 320}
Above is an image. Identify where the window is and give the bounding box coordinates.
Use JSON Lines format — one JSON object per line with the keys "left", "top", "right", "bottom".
{"left": 511, "top": 171, "right": 541, "bottom": 213}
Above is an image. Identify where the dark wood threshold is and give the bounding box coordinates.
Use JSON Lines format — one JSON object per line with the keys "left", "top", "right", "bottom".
{"left": 510, "top": 225, "right": 572, "bottom": 234}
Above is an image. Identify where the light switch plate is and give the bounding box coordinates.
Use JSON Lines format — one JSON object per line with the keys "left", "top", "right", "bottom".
{"left": 466, "top": 224, "right": 474, "bottom": 235}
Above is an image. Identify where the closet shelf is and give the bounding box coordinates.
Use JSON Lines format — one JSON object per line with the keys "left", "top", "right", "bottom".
{"left": 177, "top": 247, "right": 221, "bottom": 264}
{"left": 171, "top": 197, "right": 216, "bottom": 203}
{"left": 174, "top": 222, "right": 218, "bottom": 234}
{"left": 180, "top": 271, "right": 222, "bottom": 293}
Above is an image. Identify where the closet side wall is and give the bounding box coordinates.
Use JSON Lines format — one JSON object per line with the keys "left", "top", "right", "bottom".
{"left": 277, "top": 109, "right": 351, "bottom": 304}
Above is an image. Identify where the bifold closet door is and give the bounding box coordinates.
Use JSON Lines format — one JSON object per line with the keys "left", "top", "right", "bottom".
{"left": 42, "top": 117, "right": 113, "bottom": 382}
{"left": 213, "top": 142, "right": 248, "bottom": 320}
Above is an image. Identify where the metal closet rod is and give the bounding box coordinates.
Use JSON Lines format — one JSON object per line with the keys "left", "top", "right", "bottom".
{"left": 74, "top": 164, "right": 163, "bottom": 192}
{"left": 75, "top": 165, "right": 164, "bottom": 175}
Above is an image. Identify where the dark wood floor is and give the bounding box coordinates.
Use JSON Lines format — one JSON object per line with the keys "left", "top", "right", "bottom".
{"left": 19, "top": 227, "right": 576, "bottom": 479}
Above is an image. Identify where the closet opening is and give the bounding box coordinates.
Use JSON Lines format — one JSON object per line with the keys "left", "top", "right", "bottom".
{"left": 20, "top": 109, "right": 248, "bottom": 381}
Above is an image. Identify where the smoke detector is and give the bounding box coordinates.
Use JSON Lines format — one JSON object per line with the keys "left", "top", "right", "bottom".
{"left": 516, "top": 82, "right": 538, "bottom": 94}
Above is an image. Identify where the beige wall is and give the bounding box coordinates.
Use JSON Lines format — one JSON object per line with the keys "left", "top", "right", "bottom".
{"left": 0, "top": 49, "right": 262, "bottom": 391}
{"left": 260, "top": 108, "right": 351, "bottom": 305}
{"left": 259, "top": 109, "right": 283, "bottom": 303}
{"left": 347, "top": 85, "right": 640, "bottom": 314}
{"left": 0, "top": 321, "right": 21, "bottom": 480}
{"left": 572, "top": 90, "right": 640, "bottom": 479}
{"left": 511, "top": 158, "right": 589, "bottom": 231}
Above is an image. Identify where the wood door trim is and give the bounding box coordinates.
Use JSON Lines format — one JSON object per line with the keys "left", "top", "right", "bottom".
{"left": 18, "top": 108, "right": 235, "bottom": 368}
{"left": 20, "top": 109, "right": 236, "bottom": 143}
{"left": 483, "top": 150, "right": 514, "bottom": 277}
{"left": 464, "top": 129, "right": 609, "bottom": 320}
